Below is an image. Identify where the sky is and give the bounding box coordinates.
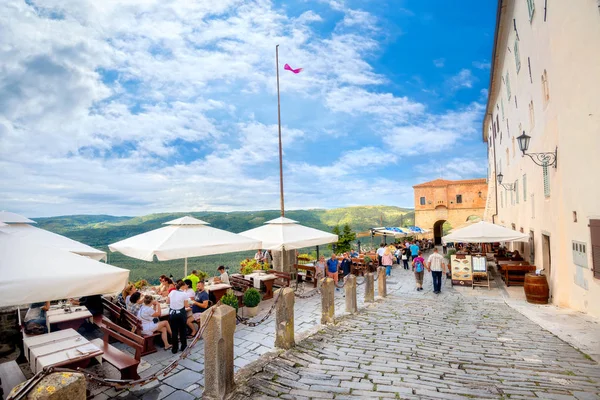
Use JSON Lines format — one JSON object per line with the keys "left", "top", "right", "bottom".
{"left": 0, "top": 0, "right": 496, "bottom": 217}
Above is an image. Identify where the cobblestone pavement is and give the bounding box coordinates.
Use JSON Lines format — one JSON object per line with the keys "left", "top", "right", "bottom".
{"left": 230, "top": 270, "right": 600, "bottom": 400}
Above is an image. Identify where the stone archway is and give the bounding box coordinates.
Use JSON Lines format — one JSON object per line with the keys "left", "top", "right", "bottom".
{"left": 433, "top": 220, "right": 446, "bottom": 245}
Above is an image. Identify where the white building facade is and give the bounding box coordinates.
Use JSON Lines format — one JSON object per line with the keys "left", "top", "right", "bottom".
{"left": 483, "top": 0, "right": 600, "bottom": 317}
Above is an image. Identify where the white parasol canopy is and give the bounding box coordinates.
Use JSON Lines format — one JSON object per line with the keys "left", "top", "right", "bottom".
{"left": 0, "top": 231, "right": 129, "bottom": 307}
{"left": 442, "top": 221, "right": 529, "bottom": 243}
{"left": 239, "top": 217, "right": 338, "bottom": 251}
{"left": 108, "top": 216, "right": 262, "bottom": 275}
{"left": 0, "top": 223, "right": 107, "bottom": 261}
{"left": 0, "top": 211, "right": 36, "bottom": 224}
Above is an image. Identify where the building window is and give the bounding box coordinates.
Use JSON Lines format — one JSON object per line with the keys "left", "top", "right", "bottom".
{"left": 542, "top": 69, "right": 550, "bottom": 106}
{"left": 501, "top": 99, "right": 505, "bottom": 120}
{"left": 527, "top": 0, "right": 535, "bottom": 22}
{"left": 506, "top": 72, "right": 511, "bottom": 100}
{"left": 523, "top": 174, "right": 527, "bottom": 202}
{"left": 590, "top": 219, "right": 600, "bottom": 279}
{"left": 506, "top": 119, "right": 510, "bottom": 136}
{"left": 515, "top": 179, "right": 519, "bottom": 204}
{"left": 456, "top": 194, "right": 463, "bottom": 204}
{"left": 514, "top": 39, "right": 521, "bottom": 72}
{"left": 543, "top": 162, "right": 550, "bottom": 197}
{"left": 420, "top": 197, "right": 426, "bottom": 206}
{"left": 529, "top": 230, "right": 535, "bottom": 264}
{"left": 529, "top": 101, "right": 535, "bottom": 130}
{"left": 515, "top": 95, "right": 518, "bottom": 108}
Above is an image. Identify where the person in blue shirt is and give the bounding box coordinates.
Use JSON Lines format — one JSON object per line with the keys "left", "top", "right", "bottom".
{"left": 340, "top": 253, "right": 352, "bottom": 278}
{"left": 409, "top": 242, "right": 420, "bottom": 261}
{"left": 187, "top": 281, "right": 210, "bottom": 337}
{"left": 350, "top": 249, "right": 359, "bottom": 258}
{"left": 326, "top": 254, "right": 340, "bottom": 291}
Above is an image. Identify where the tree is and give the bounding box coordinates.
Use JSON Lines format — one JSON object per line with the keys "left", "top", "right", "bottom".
{"left": 331, "top": 224, "right": 356, "bottom": 253}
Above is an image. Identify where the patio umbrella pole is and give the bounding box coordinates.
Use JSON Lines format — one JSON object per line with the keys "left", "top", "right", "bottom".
{"left": 184, "top": 257, "right": 188, "bottom": 277}
{"left": 276, "top": 44, "right": 285, "bottom": 217}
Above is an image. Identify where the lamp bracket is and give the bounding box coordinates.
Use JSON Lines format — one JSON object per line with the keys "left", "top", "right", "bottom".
{"left": 522, "top": 147, "right": 558, "bottom": 168}
{"left": 500, "top": 183, "right": 515, "bottom": 191}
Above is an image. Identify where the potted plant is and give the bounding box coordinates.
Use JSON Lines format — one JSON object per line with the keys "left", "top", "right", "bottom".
{"left": 220, "top": 289, "right": 239, "bottom": 314}
{"left": 243, "top": 288, "right": 261, "bottom": 317}
{"left": 240, "top": 263, "right": 255, "bottom": 275}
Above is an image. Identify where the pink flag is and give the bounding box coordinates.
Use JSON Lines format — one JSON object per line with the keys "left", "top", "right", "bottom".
{"left": 284, "top": 64, "right": 303, "bottom": 74}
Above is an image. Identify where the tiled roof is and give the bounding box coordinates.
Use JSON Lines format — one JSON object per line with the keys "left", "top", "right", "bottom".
{"left": 413, "top": 178, "right": 486, "bottom": 188}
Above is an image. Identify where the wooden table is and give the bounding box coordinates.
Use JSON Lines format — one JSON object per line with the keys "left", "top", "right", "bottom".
{"left": 206, "top": 283, "right": 232, "bottom": 303}
{"left": 244, "top": 273, "right": 277, "bottom": 300}
{"left": 23, "top": 329, "right": 103, "bottom": 374}
{"left": 295, "top": 264, "right": 318, "bottom": 288}
{"left": 498, "top": 263, "right": 536, "bottom": 286}
{"left": 46, "top": 306, "right": 92, "bottom": 333}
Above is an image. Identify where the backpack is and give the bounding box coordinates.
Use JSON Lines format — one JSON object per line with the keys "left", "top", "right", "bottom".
{"left": 415, "top": 259, "right": 424, "bottom": 273}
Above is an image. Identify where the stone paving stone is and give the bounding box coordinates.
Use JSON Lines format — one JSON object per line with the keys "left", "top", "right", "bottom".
{"left": 162, "top": 370, "right": 202, "bottom": 390}
{"left": 161, "top": 390, "right": 196, "bottom": 400}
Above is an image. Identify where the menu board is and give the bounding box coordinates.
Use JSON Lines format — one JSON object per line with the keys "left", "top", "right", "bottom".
{"left": 451, "top": 254, "right": 473, "bottom": 286}
{"left": 472, "top": 256, "right": 487, "bottom": 273}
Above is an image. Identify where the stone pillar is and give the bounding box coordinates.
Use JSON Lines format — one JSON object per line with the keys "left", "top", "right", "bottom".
{"left": 377, "top": 267, "right": 387, "bottom": 298}
{"left": 10, "top": 372, "right": 86, "bottom": 400}
{"left": 344, "top": 274, "right": 357, "bottom": 314}
{"left": 364, "top": 273, "right": 374, "bottom": 303}
{"left": 202, "top": 304, "right": 236, "bottom": 400}
{"left": 272, "top": 249, "right": 296, "bottom": 274}
{"left": 320, "top": 278, "right": 335, "bottom": 324}
{"left": 274, "top": 288, "right": 295, "bottom": 349}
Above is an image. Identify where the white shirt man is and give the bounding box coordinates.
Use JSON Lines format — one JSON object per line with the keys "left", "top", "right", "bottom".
{"left": 427, "top": 248, "right": 447, "bottom": 294}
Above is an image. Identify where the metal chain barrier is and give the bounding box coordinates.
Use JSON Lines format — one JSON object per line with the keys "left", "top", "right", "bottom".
{"left": 293, "top": 281, "right": 321, "bottom": 298}
{"left": 236, "top": 290, "right": 283, "bottom": 327}
{"left": 355, "top": 275, "right": 366, "bottom": 286}
{"left": 8, "top": 301, "right": 220, "bottom": 400}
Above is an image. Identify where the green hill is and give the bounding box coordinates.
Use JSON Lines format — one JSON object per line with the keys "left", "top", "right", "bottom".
{"left": 33, "top": 206, "right": 414, "bottom": 282}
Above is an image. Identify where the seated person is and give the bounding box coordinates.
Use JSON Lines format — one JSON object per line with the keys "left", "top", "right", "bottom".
{"left": 127, "top": 291, "right": 143, "bottom": 316}
{"left": 116, "top": 283, "right": 135, "bottom": 308}
{"left": 214, "top": 266, "right": 230, "bottom": 284}
{"left": 138, "top": 295, "right": 172, "bottom": 350}
{"left": 156, "top": 275, "right": 169, "bottom": 296}
{"left": 350, "top": 249, "right": 359, "bottom": 258}
{"left": 187, "top": 281, "right": 210, "bottom": 337}
{"left": 183, "top": 279, "right": 196, "bottom": 299}
{"left": 24, "top": 301, "right": 50, "bottom": 335}
{"left": 70, "top": 294, "right": 103, "bottom": 316}
{"left": 511, "top": 250, "right": 524, "bottom": 261}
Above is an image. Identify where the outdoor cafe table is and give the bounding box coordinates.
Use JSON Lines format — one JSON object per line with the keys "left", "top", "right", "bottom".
{"left": 244, "top": 272, "right": 276, "bottom": 300}
{"left": 205, "top": 283, "right": 231, "bottom": 303}
{"left": 46, "top": 306, "right": 92, "bottom": 333}
{"left": 23, "top": 328, "right": 103, "bottom": 374}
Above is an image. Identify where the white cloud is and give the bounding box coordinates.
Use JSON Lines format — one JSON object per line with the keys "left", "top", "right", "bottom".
{"left": 472, "top": 60, "right": 491, "bottom": 70}
{"left": 447, "top": 69, "right": 475, "bottom": 90}
{"left": 433, "top": 58, "right": 445, "bottom": 68}
{"left": 414, "top": 157, "right": 487, "bottom": 181}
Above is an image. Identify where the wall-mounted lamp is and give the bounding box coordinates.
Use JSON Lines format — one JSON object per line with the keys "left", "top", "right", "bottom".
{"left": 496, "top": 172, "right": 515, "bottom": 191}
{"left": 478, "top": 191, "right": 482, "bottom": 198}
{"left": 517, "top": 131, "right": 558, "bottom": 168}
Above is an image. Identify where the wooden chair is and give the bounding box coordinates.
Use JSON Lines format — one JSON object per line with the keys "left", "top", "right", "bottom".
{"left": 229, "top": 276, "right": 253, "bottom": 307}
{"left": 294, "top": 264, "right": 317, "bottom": 288}
{"left": 0, "top": 360, "right": 27, "bottom": 399}
{"left": 91, "top": 318, "right": 143, "bottom": 380}
{"left": 119, "top": 307, "right": 160, "bottom": 356}
{"left": 267, "top": 270, "right": 291, "bottom": 288}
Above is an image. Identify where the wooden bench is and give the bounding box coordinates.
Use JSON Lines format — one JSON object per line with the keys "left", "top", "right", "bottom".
{"left": 94, "top": 297, "right": 122, "bottom": 327}
{"left": 230, "top": 276, "right": 253, "bottom": 307}
{"left": 501, "top": 265, "right": 537, "bottom": 286}
{"left": 119, "top": 308, "right": 160, "bottom": 356}
{"left": 351, "top": 258, "right": 366, "bottom": 276}
{"left": 267, "top": 270, "right": 291, "bottom": 288}
{"left": 0, "top": 361, "right": 26, "bottom": 399}
{"left": 295, "top": 264, "right": 318, "bottom": 288}
{"left": 91, "top": 318, "right": 142, "bottom": 381}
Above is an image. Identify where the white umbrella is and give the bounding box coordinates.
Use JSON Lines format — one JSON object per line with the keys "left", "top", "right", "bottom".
{"left": 442, "top": 221, "right": 529, "bottom": 243}
{"left": 0, "top": 223, "right": 107, "bottom": 261}
{"left": 0, "top": 231, "right": 129, "bottom": 307}
{"left": 371, "top": 227, "right": 409, "bottom": 238}
{"left": 0, "top": 211, "right": 36, "bottom": 224}
{"left": 108, "top": 216, "right": 262, "bottom": 276}
{"left": 239, "top": 217, "right": 338, "bottom": 251}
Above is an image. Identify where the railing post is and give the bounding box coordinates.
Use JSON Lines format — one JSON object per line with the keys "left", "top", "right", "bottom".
{"left": 344, "top": 274, "right": 357, "bottom": 314}
{"left": 274, "top": 288, "right": 295, "bottom": 349}
{"left": 202, "top": 305, "right": 236, "bottom": 400}
{"left": 364, "top": 273, "right": 374, "bottom": 303}
{"left": 377, "top": 266, "right": 387, "bottom": 298}
{"left": 320, "top": 277, "right": 335, "bottom": 324}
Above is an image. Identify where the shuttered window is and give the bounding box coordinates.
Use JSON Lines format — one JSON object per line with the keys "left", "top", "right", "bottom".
{"left": 523, "top": 174, "right": 527, "bottom": 202}
{"left": 515, "top": 179, "right": 519, "bottom": 204}
{"left": 514, "top": 39, "right": 521, "bottom": 72}
{"left": 543, "top": 162, "right": 550, "bottom": 197}
{"left": 590, "top": 220, "right": 600, "bottom": 279}
{"left": 527, "top": 0, "right": 535, "bottom": 21}
{"left": 506, "top": 72, "right": 511, "bottom": 100}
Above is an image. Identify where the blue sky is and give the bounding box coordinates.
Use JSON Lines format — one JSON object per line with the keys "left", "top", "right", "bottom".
{"left": 0, "top": 0, "right": 495, "bottom": 217}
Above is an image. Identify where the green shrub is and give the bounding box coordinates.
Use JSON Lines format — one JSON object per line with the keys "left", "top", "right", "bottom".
{"left": 196, "top": 270, "right": 208, "bottom": 281}
{"left": 445, "top": 249, "right": 456, "bottom": 261}
{"left": 363, "top": 255, "right": 372, "bottom": 264}
{"left": 220, "top": 289, "right": 239, "bottom": 312}
{"left": 243, "top": 288, "right": 261, "bottom": 308}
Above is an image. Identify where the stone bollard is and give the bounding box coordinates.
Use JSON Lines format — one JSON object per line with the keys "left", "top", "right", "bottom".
{"left": 202, "top": 304, "right": 236, "bottom": 400}
{"left": 344, "top": 274, "right": 357, "bottom": 314}
{"left": 377, "top": 266, "right": 387, "bottom": 298}
{"left": 10, "top": 372, "right": 86, "bottom": 400}
{"left": 274, "top": 288, "right": 295, "bottom": 349}
{"left": 320, "top": 277, "right": 335, "bottom": 324}
{"left": 364, "top": 273, "right": 375, "bottom": 303}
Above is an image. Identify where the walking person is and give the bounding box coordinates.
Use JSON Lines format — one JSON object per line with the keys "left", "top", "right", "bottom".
{"left": 167, "top": 280, "right": 190, "bottom": 353}
{"left": 427, "top": 247, "right": 447, "bottom": 294}
{"left": 326, "top": 253, "right": 340, "bottom": 291}
{"left": 412, "top": 251, "right": 426, "bottom": 291}
{"left": 401, "top": 246, "right": 410, "bottom": 270}
{"left": 409, "top": 241, "right": 420, "bottom": 261}
{"left": 376, "top": 243, "right": 386, "bottom": 267}
{"left": 382, "top": 247, "right": 394, "bottom": 277}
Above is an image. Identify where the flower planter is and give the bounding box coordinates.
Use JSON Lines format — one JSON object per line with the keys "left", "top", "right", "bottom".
{"left": 246, "top": 306, "right": 259, "bottom": 318}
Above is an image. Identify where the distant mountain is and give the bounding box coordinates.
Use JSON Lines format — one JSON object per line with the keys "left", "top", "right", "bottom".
{"left": 32, "top": 206, "right": 414, "bottom": 282}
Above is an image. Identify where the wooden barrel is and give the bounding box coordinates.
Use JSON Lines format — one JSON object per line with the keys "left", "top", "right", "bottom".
{"left": 524, "top": 273, "right": 550, "bottom": 304}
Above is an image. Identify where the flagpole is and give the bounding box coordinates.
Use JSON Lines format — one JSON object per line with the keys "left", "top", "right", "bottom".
{"left": 275, "top": 44, "right": 285, "bottom": 217}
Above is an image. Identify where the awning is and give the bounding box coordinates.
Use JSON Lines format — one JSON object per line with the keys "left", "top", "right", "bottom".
{"left": 442, "top": 221, "right": 529, "bottom": 243}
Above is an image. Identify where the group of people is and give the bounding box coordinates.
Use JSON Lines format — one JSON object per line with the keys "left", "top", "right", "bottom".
{"left": 254, "top": 249, "right": 273, "bottom": 264}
